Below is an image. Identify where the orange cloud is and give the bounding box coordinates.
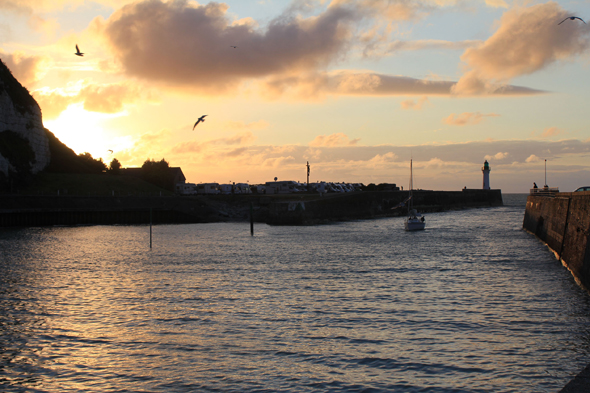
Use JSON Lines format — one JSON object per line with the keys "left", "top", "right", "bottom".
{"left": 0, "top": 1, "right": 138, "bottom": 13}
{"left": 484, "top": 152, "right": 509, "bottom": 161}
{"left": 541, "top": 127, "right": 562, "bottom": 138}
{"left": 171, "top": 132, "right": 256, "bottom": 154}
{"left": 224, "top": 120, "right": 269, "bottom": 131}
{"left": 0, "top": 0, "right": 33, "bottom": 13}
{"left": 261, "top": 156, "right": 296, "bottom": 168}
{"left": 453, "top": 2, "right": 590, "bottom": 95}
{"left": 309, "top": 133, "right": 360, "bottom": 147}
{"left": 223, "top": 132, "right": 257, "bottom": 146}
{"left": 401, "top": 96, "right": 429, "bottom": 110}
{"left": 443, "top": 112, "right": 500, "bottom": 126}
{"left": 368, "top": 152, "right": 398, "bottom": 166}
{"left": 225, "top": 147, "right": 248, "bottom": 158}
{"left": 34, "top": 81, "right": 153, "bottom": 119}
{"left": 1, "top": 51, "right": 49, "bottom": 86}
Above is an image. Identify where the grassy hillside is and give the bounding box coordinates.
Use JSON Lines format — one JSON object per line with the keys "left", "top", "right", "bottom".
{"left": 20, "top": 173, "right": 175, "bottom": 196}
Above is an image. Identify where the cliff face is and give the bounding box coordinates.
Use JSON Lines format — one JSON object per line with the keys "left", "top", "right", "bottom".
{"left": 0, "top": 59, "right": 50, "bottom": 177}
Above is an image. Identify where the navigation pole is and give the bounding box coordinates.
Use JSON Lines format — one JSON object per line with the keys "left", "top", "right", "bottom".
{"left": 306, "top": 161, "right": 310, "bottom": 191}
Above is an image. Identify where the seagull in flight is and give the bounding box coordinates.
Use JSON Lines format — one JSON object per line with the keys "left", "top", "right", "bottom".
{"left": 193, "top": 115, "right": 207, "bottom": 129}
{"left": 108, "top": 149, "right": 113, "bottom": 154}
{"left": 74, "top": 44, "right": 84, "bottom": 56}
{"left": 558, "top": 16, "right": 586, "bottom": 25}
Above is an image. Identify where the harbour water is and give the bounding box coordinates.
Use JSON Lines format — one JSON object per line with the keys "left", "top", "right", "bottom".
{"left": 1, "top": 194, "right": 590, "bottom": 392}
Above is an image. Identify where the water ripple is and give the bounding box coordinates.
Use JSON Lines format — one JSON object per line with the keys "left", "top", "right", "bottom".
{"left": 1, "top": 195, "right": 589, "bottom": 392}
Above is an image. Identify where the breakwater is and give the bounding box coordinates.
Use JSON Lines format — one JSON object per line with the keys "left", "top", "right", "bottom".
{"left": 266, "top": 188, "right": 503, "bottom": 225}
{"left": 0, "top": 189, "right": 502, "bottom": 227}
{"left": 523, "top": 192, "right": 590, "bottom": 291}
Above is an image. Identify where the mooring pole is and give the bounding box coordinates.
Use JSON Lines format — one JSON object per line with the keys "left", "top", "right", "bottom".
{"left": 150, "top": 208, "right": 153, "bottom": 248}
{"left": 250, "top": 202, "right": 254, "bottom": 236}
{"left": 306, "top": 161, "right": 310, "bottom": 192}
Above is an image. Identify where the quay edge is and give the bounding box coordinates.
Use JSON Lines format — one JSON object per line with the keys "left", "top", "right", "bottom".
{"left": 523, "top": 192, "right": 590, "bottom": 291}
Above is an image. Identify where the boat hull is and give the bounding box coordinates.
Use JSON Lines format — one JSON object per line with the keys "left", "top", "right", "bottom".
{"left": 404, "top": 218, "right": 425, "bottom": 231}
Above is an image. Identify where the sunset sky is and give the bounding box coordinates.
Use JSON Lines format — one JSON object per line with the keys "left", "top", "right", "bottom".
{"left": 1, "top": 0, "right": 589, "bottom": 192}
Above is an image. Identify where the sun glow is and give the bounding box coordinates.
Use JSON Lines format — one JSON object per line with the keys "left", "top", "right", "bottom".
{"left": 44, "top": 103, "right": 127, "bottom": 161}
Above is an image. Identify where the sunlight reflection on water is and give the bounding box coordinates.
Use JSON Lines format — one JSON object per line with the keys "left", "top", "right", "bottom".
{"left": 1, "top": 194, "right": 590, "bottom": 392}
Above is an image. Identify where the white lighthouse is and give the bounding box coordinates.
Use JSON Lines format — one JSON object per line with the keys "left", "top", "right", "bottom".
{"left": 482, "top": 160, "right": 491, "bottom": 190}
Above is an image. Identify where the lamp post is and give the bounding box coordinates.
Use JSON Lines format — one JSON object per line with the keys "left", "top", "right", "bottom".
{"left": 544, "top": 159, "right": 547, "bottom": 187}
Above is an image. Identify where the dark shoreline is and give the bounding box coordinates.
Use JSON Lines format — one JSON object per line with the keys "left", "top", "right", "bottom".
{"left": 0, "top": 189, "right": 503, "bottom": 227}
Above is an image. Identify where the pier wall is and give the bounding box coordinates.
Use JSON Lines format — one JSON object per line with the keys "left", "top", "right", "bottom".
{"left": 0, "top": 189, "right": 503, "bottom": 228}
{"left": 266, "top": 189, "right": 503, "bottom": 225}
{"left": 523, "top": 192, "right": 590, "bottom": 290}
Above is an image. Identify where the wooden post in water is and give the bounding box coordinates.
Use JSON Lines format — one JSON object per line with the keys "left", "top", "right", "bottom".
{"left": 250, "top": 202, "right": 254, "bottom": 236}
{"left": 306, "top": 161, "right": 310, "bottom": 192}
{"left": 150, "top": 208, "right": 153, "bottom": 248}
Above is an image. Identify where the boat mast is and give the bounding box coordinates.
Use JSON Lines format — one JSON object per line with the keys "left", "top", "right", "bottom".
{"left": 409, "top": 159, "right": 413, "bottom": 210}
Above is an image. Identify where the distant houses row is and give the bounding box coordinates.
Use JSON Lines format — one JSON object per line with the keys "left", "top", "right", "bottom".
{"left": 175, "top": 180, "right": 384, "bottom": 195}
{"left": 120, "top": 166, "right": 399, "bottom": 195}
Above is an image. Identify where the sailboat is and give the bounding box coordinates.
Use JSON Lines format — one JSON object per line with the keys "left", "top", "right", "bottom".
{"left": 404, "top": 159, "right": 425, "bottom": 231}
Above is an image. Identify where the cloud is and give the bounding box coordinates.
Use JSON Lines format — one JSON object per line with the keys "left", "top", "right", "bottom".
{"left": 0, "top": 1, "right": 34, "bottom": 14}
{"left": 1, "top": 51, "right": 50, "bottom": 86}
{"left": 141, "top": 137, "right": 590, "bottom": 191}
{"left": 309, "top": 133, "right": 359, "bottom": 147}
{"left": 171, "top": 132, "right": 257, "bottom": 154}
{"left": 401, "top": 96, "right": 429, "bottom": 110}
{"left": 93, "top": 0, "right": 551, "bottom": 97}
{"left": 34, "top": 81, "right": 153, "bottom": 119}
{"left": 443, "top": 112, "right": 500, "bottom": 126}
{"left": 385, "top": 39, "right": 482, "bottom": 54}
{"left": 27, "top": 14, "right": 60, "bottom": 36}
{"left": 453, "top": 2, "right": 590, "bottom": 95}
{"left": 0, "top": 0, "right": 136, "bottom": 13}
{"left": 223, "top": 132, "right": 257, "bottom": 145}
{"left": 262, "top": 70, "right": 541, "bottom": 99}
{"left": 99, "top": 0, "right": 357, "bottom": 91}
{"left": 541, "top": 127, "right": 562, "bottom": 138}
{"left": 484, "top": 152, "right": 509, "bottom": 161}
{"left": 368, "top": 152, "right": 398, "bottom": 167}
{"left": 261, "top": 156, "right": 296, "bottom": 168}
{"left": 485, "top": 0, "right": 508, "bottom": 8}
{"left": 224, "top": 120, "right": 269, "bottom": 131}
{"left": 224, "top": 147, "right": 249, "bottom": 158}
{"left": 329, "top": 0, "right": 436, "bottom": 22}
{"left": 526, "top": 154, "right": 541, "bottom": 163}
{"left": 172, "top": 138, "right": 590, "bottom": 172}
{"left": 330, "top": 0, "right": 476, "bottom": 22}
{"left": 80, "top": 83, "right": 147, "bottom": 113}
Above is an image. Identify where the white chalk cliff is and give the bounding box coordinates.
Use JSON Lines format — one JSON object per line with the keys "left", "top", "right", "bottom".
{"left": 0, "top": 61, "right": 50, "bottom": 176}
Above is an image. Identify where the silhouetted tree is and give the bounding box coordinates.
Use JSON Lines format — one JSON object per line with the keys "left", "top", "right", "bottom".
{"left": 108, "top": 158, "right": 121, "bottom": 175}
{"left": 141, "top": 158, "right": 173, "bottom": 190}
{"left": 77, "top": 152, "right": 106, "bottom": 173}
